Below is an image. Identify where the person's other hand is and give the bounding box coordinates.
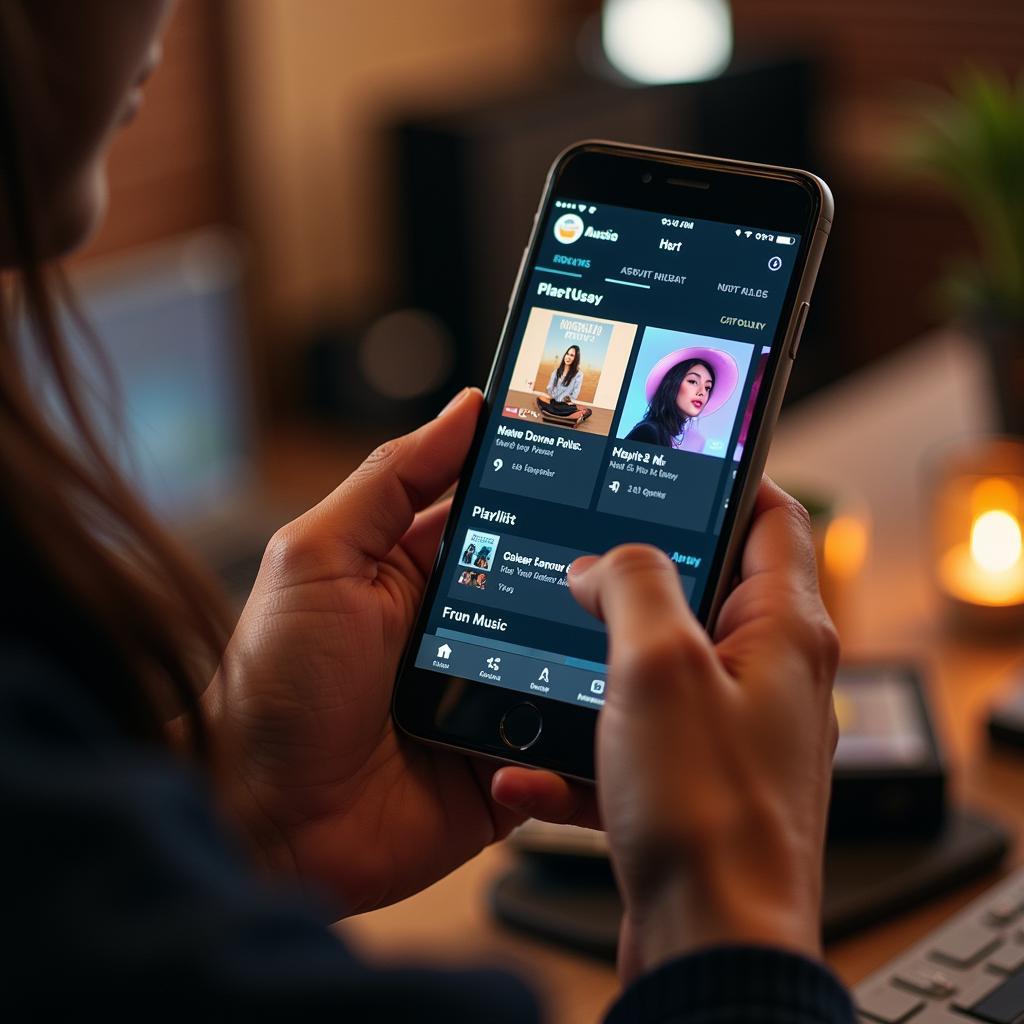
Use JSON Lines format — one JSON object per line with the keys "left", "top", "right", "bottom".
{"left": 209, "top": 389, "right": 593, "bottom": 916}
{"left": 562, "top": 481, "right": 838, "bottom": 981}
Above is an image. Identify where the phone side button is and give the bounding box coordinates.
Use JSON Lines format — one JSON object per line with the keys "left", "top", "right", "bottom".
{"left": 788, "top": 301, "right": 810, "bottom": 360}
{"left": 499, "top": 703, "right": 543, "bottom": 751}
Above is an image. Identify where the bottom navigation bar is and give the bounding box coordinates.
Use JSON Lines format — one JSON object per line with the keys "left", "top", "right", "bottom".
{"left": 414, "top": 633, "right": 606, "bottom": 709}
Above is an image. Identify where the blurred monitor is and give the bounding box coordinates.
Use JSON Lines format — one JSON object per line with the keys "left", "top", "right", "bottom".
{"left": 57, "top": 232, "right": 271, "bottom": 597}
{"left": 64, "top": 231, "right": 253, "bottom": 528}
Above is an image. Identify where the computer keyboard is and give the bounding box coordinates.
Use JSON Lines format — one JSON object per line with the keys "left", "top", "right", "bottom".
{"left": 854, "top": 866, "right": 1024, "bottom": 1023}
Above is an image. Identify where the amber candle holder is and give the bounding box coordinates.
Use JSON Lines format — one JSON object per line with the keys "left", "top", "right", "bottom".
{"left": 933, "top": 438, "right": 1024, "bottom": 632}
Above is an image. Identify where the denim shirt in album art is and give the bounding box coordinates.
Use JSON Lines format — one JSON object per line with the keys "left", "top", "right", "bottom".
{"left": 546, "top": 368, "right": 584, "bottom": 403}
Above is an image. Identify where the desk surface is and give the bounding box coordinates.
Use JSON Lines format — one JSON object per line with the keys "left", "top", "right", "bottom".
{"left": 260, "top": 332, "right": 1023, "bottom": 1024}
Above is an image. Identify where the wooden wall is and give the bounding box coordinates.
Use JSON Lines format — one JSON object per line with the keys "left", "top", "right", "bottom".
{"left": 729, "top": 0, "right": 1023, "bottom": 100}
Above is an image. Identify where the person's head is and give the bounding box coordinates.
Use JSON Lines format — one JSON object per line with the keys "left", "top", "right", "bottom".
{"left": 0, "top": 1, "right": 227, "bottom": 759}
{"left": 557, "top": 345, "right": 581, "bottom": 383}
{"left": 674, "top": 361, "right": 714, "bottom": 418}
{"left": 1, "top": 1, "right": 174, "bottom": 262}
{"left": 644, "top": 358, "right": 716, "bottom": 439}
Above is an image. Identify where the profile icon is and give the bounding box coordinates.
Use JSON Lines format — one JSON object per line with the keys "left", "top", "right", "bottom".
{"left": 553, "top": 213, "right": 584, "bottom": 244}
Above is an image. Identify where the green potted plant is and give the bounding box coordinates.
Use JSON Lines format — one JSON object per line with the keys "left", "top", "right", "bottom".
{"left": 901, "top": 69, "right": 1024, "bottom": 435}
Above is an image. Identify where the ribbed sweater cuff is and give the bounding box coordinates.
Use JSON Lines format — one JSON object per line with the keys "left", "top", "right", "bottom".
{"left": 605, "top": 945, "right": 855, "bottom": 1024}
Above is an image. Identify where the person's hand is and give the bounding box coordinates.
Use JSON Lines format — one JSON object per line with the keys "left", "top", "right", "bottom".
{"left": 500, "top": 481, "right": 839, "bottom": 981}
{"left": 207, "top": 388, "right": 592, "bottom": 916}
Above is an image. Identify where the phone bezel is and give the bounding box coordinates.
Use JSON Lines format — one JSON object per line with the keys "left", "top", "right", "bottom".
{"left": 392, "top": 141, "right": 831, "bottom": 782}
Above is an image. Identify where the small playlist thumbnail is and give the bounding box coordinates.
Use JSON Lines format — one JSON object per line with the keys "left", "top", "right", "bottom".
{"left": 458, "top": 529, "right": 499, "bottom": 572}
{"left": 457, "top": 569, "right": 488, "bottom": 591}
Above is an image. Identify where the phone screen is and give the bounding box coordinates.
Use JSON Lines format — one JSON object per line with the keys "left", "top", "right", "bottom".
{"left": 410, "top": 195, "right": 803, "bottom": 711}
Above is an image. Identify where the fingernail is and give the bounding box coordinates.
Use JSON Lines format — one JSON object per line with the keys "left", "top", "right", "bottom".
{"left": 507, "top": 793, "right": 535, "bottom": 814}
{"left": 438, "top": 387, "right": 469, "bottom": 417}
{"left": 569, "top": 555, "right": 598, "bottom": 579}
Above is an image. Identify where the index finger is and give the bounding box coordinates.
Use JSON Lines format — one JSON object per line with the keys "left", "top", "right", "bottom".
{"left": 568, "top": 545, "right": 717, "bottom": 705}
{"left": 568, "top": 544, "right": 695, "bottom": 642}
{"left": 739, "top": 477, "right": 820, "bottom": 593}
{"left": 714, "top": 477, "right": 837, "bottom": 667}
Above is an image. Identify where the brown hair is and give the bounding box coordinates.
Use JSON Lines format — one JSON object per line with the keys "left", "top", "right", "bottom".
{"left": 0, "top": 8, "right": 230, "bottom": 761}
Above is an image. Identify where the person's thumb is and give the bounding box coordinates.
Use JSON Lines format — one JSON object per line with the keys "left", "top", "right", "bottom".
{"left": 283, "top": 388, "right": 483, "bottom": 574}
{"left": 568, "top": 544, "right": 715, "bottom": 707}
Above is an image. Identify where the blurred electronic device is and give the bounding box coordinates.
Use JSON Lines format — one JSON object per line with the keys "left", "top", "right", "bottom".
{"left": 63, "top": 231, "right": 285, "bottom": 599}
{"left": 391, "top": 60, "right": 835, "bottom": 405}
{"left": 853, "top": 865, "right": 1024, "bottom": 1024}
{"left": 493, "top": 662, "right": 1008, "bottom": 953}
{"left": 987, "top": 668, "right": 1024, "bottom": 751}
{"left": 830, "top": 661, "right": 946, "bottom": 838}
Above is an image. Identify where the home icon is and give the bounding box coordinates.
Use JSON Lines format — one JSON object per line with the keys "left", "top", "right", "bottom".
{"left": 436, "top": 643, "right": 452, "bottom": 659}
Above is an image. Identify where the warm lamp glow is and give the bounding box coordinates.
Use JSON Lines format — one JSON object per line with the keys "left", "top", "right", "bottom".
{"left": 824, "top": 515, "right": 869, "bottom": 581}
{"left": 933, "top": 447, "right": 1024, "bottom": 623}
{"left": 938, "top": 475, "right": 1024, "bottom": 608}
{"left": 601, "top": 0, "right": 733, "bottom": 85}
{"left": 970, "top": 509, "right": 1022, "bottom": 574}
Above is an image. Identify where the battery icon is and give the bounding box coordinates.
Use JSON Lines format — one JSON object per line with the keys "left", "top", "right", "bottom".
{"left": 775, "top": 235, "right": 796, "bottom": 245}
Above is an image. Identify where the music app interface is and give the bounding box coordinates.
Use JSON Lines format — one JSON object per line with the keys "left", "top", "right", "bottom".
{"left": 414, "top": 200, "right": 801, "bottom": 709}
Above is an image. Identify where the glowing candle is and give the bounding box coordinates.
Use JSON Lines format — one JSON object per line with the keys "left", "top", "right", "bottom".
{"left": 938, "top": 478, "right": 1024, "bottom": 608}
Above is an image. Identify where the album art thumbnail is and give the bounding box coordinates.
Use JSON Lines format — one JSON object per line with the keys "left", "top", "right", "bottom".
{"left": 457, "top": 569, "right": 488, "bottom": 591}
{"left": 732, "top": 346, "right": 771, "bottom": 461}
{"left": 458, "top": 529, "right": 499, "bottom": 572}
{"left": 501, "top": 307, "right": 637, "bottom": 438}
{"left": 615, "top": 328, "right": 755, "bottom": 460}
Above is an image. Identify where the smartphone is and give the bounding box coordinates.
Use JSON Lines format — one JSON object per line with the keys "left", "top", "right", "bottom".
{"left": 392, "top": 141, "right": 833, "bottom": 781}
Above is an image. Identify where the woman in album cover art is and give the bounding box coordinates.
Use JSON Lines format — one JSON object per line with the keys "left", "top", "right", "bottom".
{"left": 461, "top": 541, "right": 476, "bottom": 565}
{"left": 625, "top": 346, "right": 738, "bottom": 453}
{"left": 536, "top": 344, "right": 592, "bottom": 424}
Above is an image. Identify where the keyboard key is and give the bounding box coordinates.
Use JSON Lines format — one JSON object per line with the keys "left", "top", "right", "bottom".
{"left": 986, "top": 900, "right": 1022, "bottom": 927}
{"left": 893, "top": 966, "right": 957, "bottom": 998}
{"left": 966, "top": 968, "right": 1024, "bottom": 1024}
{"left": 951, "top": 974, "right": 1004, "bottom": 1016}
{"left": 988, "top": 944, "right": 1024, "bottom": 975}
{"left": 929, "top": 923, "right": 1002, "bottom": 968}
{"left": 857, "top": 983, "right": 925, "bottom": 1023}
{"left": 912, "top": 1009, "right": 973, "bottom": 1023}
{"left": 913, "top": 1009, "right": 975, "bottom": 1023}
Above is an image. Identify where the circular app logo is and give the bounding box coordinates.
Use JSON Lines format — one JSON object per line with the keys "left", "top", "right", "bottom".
{"left": 554, "top": 213, "right": 584, "bottom": 244}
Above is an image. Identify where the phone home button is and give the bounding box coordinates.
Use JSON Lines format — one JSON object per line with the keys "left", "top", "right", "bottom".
{"left": 499, "top": 702, "right": 543, "bottom": 751}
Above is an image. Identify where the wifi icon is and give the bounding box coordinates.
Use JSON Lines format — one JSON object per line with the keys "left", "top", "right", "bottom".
{"left": 744, "top": 230, "right": 753, "bottom": 238}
